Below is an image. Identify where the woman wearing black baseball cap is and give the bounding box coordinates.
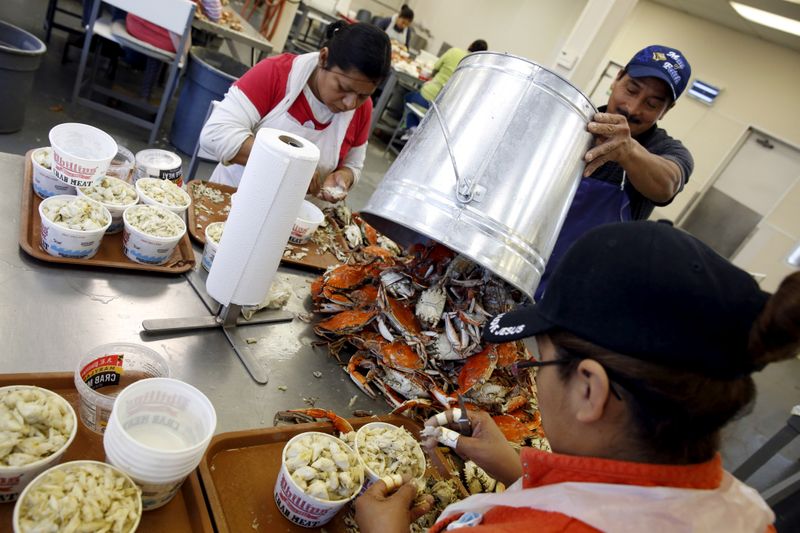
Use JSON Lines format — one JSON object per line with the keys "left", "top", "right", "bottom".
{"left": 354, "top": 221, "right": 799, "bottom": 532}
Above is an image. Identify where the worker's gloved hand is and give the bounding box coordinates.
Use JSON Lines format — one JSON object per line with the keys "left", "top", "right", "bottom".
{"left": 423, "top": 409, "right": 523, "bottom": 487}
{"left": 316, "top": 168, "right": 354, "bottom": 203}
{"left": 354, "top": 475, "right": 433, "bottom": 533}
{"left": 583, "top": 112, "right": 635, "bottom": 176}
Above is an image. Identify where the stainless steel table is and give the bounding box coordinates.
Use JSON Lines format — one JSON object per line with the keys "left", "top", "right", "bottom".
{"left": 369, "top": 68, "right": 425, "bottom": 136}
{"left": 192, "top": 8, "right": 273, "bottom": 66}
{"left": 288, "top": 2, "right": 341, "bottom": 50}
{"left": 1, "top": 152, "right": 378, "bottom": 434}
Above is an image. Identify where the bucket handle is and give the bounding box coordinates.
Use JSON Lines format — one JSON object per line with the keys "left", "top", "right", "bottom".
{"left": 430, "top": 101, "right": 474, "bottom": 204}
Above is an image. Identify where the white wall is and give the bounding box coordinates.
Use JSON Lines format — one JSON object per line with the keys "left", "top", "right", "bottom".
{"left": 406, "top": 0, "right": 587, "bottom": 63}
{"left": 593, "top": 1, "right": 800, "bottom": 224}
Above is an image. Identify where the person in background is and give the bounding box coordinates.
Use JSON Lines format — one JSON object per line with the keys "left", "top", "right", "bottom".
{"left": 374, "top": 4, "right": 414, "bottom": 48}
{"left": 198, "top": 22, "right": 391, "bottom": 202}
{"left": 536, "top": 45, "right": 693, "bottom": 300}
{"left": 354, "top": 221, "right": 797, "bottom": 532}
{"left": 196, "top": 0, "right": 222, "bottom": 22}
{"left": 400, "top": 39, "right": 488, "bottom": 141}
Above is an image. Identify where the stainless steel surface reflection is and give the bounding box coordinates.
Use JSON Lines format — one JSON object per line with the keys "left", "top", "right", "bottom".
{"left": 2, "top": 152, "right": 377, "bottom": 433}
{"left": 362, "top": 52, "right": 596, "bottom": 298}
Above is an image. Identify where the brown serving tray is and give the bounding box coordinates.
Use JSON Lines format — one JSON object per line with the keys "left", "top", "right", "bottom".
{"left": 199, "top": 415, "right": 454, "bottom": 533}
{"left": 186, "top": 180, "right": 344, "bottom": 272}
{"left": 0, "top": 372, "right": 213, "bottom": 532}
{"left": 19, "top": 150, "right": 195, "bottom": 274}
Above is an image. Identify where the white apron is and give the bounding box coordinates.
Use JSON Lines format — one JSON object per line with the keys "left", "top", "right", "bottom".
{"left": 209, "top": 52, "right": 354, "bottom": 188}
{"left": 437, "top": 472, "right": 774, "bottom": 533}
{"left": 384, "top": 14, "right": 408, "bottom": 45}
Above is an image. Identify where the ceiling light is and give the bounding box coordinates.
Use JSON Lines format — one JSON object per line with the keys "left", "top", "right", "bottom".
{"left": 730, "top": 2, "right": 800, "bottom": 36}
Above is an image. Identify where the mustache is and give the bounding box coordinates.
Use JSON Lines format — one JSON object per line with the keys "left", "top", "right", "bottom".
{"left": 617, "top": 109, "right": 642, "bottom": 125}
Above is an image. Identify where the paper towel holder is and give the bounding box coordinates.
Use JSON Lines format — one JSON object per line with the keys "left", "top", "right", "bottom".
{"left": 140, "top": 271, "right": 293, "bottom": 385}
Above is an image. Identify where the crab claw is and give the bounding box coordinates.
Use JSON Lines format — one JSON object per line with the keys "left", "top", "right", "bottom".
{"left": 286, "top": 408, "right": 354, "bottom": 434}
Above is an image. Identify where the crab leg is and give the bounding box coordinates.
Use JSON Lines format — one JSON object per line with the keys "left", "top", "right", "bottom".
{"left": 286, "top": 408, "right": 354, "bottom": 434}
{"left": 346, "top": 352, "right": 377, "bottom": 399}
{"left": 376, "top": 315, "right": 395, "bottom": 342}
{"left": 444, "top": 314, "right": 463, "bottom": 351}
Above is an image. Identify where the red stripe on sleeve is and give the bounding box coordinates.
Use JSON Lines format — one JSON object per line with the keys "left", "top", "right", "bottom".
{"left": 233, "top": 53, "right": 296, "bottom": 117}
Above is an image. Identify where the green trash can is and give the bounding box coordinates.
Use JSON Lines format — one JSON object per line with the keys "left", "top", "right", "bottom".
{"left": 0, "top": 20, "right": 47, "bottom": 133}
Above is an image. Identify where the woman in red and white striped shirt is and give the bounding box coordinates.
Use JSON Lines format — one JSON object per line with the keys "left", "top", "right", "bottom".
{"left": 199, "top": 21, "right": 390, "bottom": 202}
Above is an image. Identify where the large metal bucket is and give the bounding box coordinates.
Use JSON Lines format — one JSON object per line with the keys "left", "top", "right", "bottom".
{"left": 361, "top": 52, "right": 596, "bottom": 298}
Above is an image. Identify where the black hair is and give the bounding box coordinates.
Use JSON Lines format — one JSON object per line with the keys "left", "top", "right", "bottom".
{"left": 322, "top": 21, "right": 391, "bottom": 83}
{"left": 399, "top": 4, "right": 414, "bottom": 21}
{"left": 468, "top": 40, "right": 488, "bottom": 52}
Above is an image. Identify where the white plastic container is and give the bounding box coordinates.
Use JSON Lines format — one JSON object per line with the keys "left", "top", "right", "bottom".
{"left": 104, "top": 428, "right": 195, "bottom": 511}
{"left": 30, "top": 147, "right": 76, "bottom": 199}
{"left": 77, "top": 176, "right": 139, "bottom": 234}
{"left": 38, "top": 195, "right": 111, "bottom": 259}
{"left": 102, "top": 378, "right": 217, "bottom": 510}
{"left": 73, "top": 342, "right": 170, "bottom": 434}
{"left": 134, "top": 149, "right": 183, "bottom": 186}
{"left": 135, "top": 177, "right": 192, "bottom": 216}
{"left": 122, "top": 205, "right": 187, "bottom": 265}
{"left": 289, "top": 200, "right": 324, "bottom": 244}
{"left": 12, "top": 460, "right": 142, "bottom": 532}
{"left": 48, "top": 123, "right": 117, "bottom": 187}
{"left": 106, "top": 144, "right": 136, "bottom": 184}
{"left": 274, "top": 432, "right": 363, "bottom": 528}
{"left": 0, "top": 386, "right": 77, "bottom": 502}
{"left": 355, "top": 422, "right": 426, "bottom": 490}
{"left": 202, "top": 221, "right": 224, "bottom": 271}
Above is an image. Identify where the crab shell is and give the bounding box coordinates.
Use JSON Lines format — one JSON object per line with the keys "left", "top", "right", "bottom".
{"left": 415, "top": 286, "right": 446, "bottom": 329}
{"left": 314, "top": 309, "right": 378, "bottom": 336}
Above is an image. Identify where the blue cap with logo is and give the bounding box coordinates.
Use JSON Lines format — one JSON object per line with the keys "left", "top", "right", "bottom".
{"left": 625, "top": 45, "right": 691, "bottom": 101}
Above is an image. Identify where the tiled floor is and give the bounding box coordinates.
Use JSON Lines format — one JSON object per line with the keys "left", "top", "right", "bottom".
{"left": 2, "top": 0, "right": 798, "bottom": 502}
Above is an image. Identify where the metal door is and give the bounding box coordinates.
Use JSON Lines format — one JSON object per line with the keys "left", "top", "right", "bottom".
{"left": 680, "top": 130, "right": 800, "bottom": 262}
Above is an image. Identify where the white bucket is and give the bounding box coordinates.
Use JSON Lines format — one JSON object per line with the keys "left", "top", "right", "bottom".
{"left": 104, "top": 421, "right": 199, "bottom": 477}
{"left": 0, "top": 386, "right": 77, "bottom": 503}
{"left": 48, "top": 123, "right": 117, "bottom": 187}
{"left": 103, "top": 430, "right": 191, "bottom": 511}
{"left": 201, "top": 221, "right": 224, "bottom": 271}
{"left": 73, "top": 342, "right": 170, "bottom": 434}
{"left": 38, "top": 195, "right": 111, "bottom": 259}
{"left": 135, "top": 177, "right": 191, "bottom": 216}
{"left": 274, "top": 432, "right": 363, "bottom": 528}
{"left": 102, "top": 378, "right": 215, "bottom": 508}
{"left": 102, "top": 378, "right": 216, "bottom": 509}
{"left": 289, "top": 200, "right": 324, "bottom": 244}
{"left": 355, "top": 422, "right": 426, "bottom": 492}
{"left": 77, "top": 176, "right": 139, "bottom": 234}
{"left": 12, "top": 460, "right": 142, "bottom": 532}
{"left": 30, "top": 147, "right": 76, "bottom": 199}
{"left": 122, "top": 205, "right": 186, "bottom": 265}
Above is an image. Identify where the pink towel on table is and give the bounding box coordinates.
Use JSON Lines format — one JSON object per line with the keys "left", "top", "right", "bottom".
{"left": 125, "top": 14, "right": 176, "bottom": 53}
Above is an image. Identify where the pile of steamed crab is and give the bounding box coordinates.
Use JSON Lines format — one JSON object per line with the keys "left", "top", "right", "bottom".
{"left": 309, "top": 207, "right": 548, "bottom": 451}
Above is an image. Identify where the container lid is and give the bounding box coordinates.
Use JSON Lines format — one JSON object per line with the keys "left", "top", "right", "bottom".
{"left": 135, "top": 149, "right": 182, "bottom": 173}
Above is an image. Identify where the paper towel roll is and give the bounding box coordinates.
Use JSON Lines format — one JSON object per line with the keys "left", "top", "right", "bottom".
{"left": 206, "top": 128, "right": 320, "bottom": 306}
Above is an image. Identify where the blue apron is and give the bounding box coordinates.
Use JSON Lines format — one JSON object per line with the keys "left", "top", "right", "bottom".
{"left": 535, "top": 175, "right": 632, "bottom": 301}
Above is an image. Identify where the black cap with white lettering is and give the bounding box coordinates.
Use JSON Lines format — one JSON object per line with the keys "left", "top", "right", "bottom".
{"left": 483, "top": 221, "right": 769, "bottom": 379}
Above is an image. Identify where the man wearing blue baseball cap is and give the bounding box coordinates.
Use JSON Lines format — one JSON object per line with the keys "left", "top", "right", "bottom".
{"left": 536, "top": 45, "right": 693, "bottom": 300}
